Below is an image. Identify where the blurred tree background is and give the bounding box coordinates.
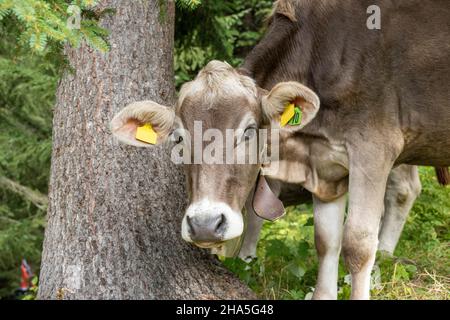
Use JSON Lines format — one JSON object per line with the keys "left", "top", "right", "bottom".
{"left": 0, "top": 0, "right": 448, "bottom": 299}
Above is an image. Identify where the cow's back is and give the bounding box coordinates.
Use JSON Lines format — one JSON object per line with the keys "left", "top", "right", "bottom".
{"left": 244, "top": 0, "right": 450, "bottom": 166}
{"left": 299, "top": 0, "right": 450, "bottom": 165}
{"left": 382, "top": 1, "right": 450, "bottom": 164}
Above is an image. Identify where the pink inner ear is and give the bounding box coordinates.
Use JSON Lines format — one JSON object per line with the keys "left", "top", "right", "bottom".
{"left": 292, "top": 97, "right": 308, "bottom": 111}
{"left": 292, "top": 97, "right": 316, "bottom": 121}
{"left": 292, "top": 97, "right": 305, "bottom": 105}
{"left": 117, "top": 119, "right": 142, "bottom": 142}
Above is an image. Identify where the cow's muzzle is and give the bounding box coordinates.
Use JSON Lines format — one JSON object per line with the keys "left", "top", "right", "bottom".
{"left": 186, "top": 213, "right": 225, "bottom": 242}
{"left": 181, "top": 199, "right": 244, "bottom": 246}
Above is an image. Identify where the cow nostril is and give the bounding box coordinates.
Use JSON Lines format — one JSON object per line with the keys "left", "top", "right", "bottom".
{"left": 214, "top": 214, "right": 225, "bottom": 232}
{"left": 187, "top": 213, "right": 226, "bottom": 241}
{"left": 186, "top": 216, "right": 195, "bottom": 236}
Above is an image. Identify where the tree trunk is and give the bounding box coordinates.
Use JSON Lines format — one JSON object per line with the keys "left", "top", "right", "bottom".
{"left": 38, "top": 0, "right": 254, "bottom": 300}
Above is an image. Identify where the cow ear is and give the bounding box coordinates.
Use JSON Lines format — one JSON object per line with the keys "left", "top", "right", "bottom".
{"left": 261, "top": 81, "right": 320, "bottom": 130}
{"left": 110, "top": 100, "right": 175, "bottom": 147}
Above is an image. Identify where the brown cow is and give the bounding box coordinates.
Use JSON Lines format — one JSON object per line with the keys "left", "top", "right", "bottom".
{"left": 111, "top": 0, "right": 449, "bottom": 299}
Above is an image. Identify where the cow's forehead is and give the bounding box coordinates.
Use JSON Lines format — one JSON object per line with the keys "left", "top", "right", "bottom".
{"left": 176, "top": 61, "right": 260, "bottom": 129}
{"left": 179, "top": 95, "right": 259, "bottom": 131}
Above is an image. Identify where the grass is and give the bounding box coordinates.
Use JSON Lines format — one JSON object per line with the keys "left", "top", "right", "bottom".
{"left": 224, "top": 167, "right": 450, "bottom": 300}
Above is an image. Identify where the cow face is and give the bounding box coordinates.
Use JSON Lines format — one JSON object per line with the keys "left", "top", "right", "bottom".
{"left": 110, "top": 61, "right": 319, "bottom": 251}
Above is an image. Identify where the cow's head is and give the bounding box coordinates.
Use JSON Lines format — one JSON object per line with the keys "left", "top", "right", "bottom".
{"left": 110, "top": 61, "right": 319, "bottom": 252}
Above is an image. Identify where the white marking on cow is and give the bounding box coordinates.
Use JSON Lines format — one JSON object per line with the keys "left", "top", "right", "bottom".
{"left": 237, "top": 200, "right": 264, "bottom": 261}
{"left": 181, "top": 198, "right": 244, "bottom": 244}
{"left": 312, "top": 194, "right": 346, "bottom": 300}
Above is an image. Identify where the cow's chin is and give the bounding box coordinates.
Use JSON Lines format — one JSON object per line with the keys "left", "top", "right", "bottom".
{"left": 194, "top": 241, "right": 225, "bottom": 249}
{"left": 209, "top": 236, "right": 243, "bottom": 258}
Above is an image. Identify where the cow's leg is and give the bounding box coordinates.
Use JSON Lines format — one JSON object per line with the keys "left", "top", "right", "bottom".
{"left": 238, "top": 179, "right": 283, "bottom": 261}
{"left": 312, "top": 194, "right": 346, "bottom": 300}
{"left": 343, "top": 145, "right": 397, "bottom": 300}
{"left": 378, "top": 165, "right": 421, "bottom": 255}
{"left": 238, "top": 200, "right": 264, "bottom": 261}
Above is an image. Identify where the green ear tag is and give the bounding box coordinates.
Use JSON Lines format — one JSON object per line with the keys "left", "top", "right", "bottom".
{"left": 287, "top": 106, "right": 302, "bottom": 126}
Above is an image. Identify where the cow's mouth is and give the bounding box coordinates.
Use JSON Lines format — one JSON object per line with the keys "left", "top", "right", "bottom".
{"left": 194, "top": 241, "right": 225, "bottom": 249}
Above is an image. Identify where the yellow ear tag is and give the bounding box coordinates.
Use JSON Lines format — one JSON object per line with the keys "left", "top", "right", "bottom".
{"left": 280, "top": 103, "right": 296, "bottom": 127}
{"left": 135, "top": 124, "right": 157, "bottom": 145}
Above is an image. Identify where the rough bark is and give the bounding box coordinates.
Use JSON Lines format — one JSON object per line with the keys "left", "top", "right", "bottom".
{"left": 38, "top": 0, "right": 254, "bottom": 300}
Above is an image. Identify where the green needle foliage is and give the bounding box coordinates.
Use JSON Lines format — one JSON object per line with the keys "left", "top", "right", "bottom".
{"left": 0, "top": 21, "right": 56, "bottom": 297}
{"left": 175, "top": 0, "right": 201, "bottom": 11}
{"left": 0, "top": 0, "right": 110, "bottom": 53}
{"left": 174, "top": 0, "right": 273, "bottom": 87}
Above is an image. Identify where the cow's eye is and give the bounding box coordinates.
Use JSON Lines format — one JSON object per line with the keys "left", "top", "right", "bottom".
{"left": 243, "top": 126, "right": 257, "bottom": 141}
{"left": 172, "top": 130, "right": 184, "bottom": 144}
